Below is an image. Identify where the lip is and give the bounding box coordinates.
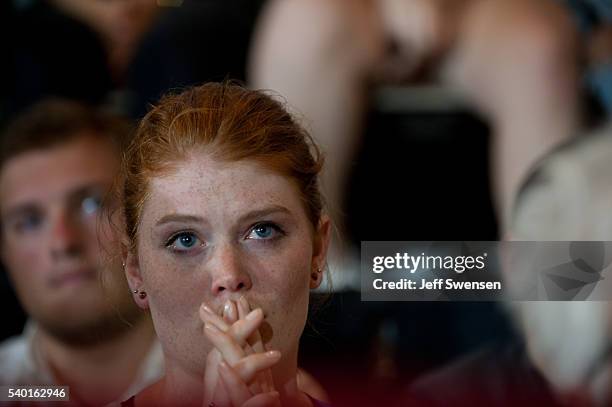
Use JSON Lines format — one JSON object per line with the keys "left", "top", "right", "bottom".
{"left": 49, "top": 269, "right": 97, "bottom": 288}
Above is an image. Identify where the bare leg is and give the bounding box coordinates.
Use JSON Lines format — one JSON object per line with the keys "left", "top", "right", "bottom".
{"left": 250, "top": 0, "right": 581, "bottom": 238}
{"left": 441, "top": 0, "right": 580, "bottom": 229}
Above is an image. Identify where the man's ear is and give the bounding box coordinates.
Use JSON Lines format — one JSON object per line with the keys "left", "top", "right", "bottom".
{"left": 310, "top": 215, "right": 331, "bottom": 289}
{"left": 123, "top": 244, "right": 149, "bottom": 309}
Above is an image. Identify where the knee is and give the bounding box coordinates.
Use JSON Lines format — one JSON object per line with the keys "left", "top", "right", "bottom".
{"left": 453, "top": 0, "right": 579, "bottom": 92}
{"left": 511, "top": 1, "right": 578, "bottom": 73}
{"left": 485, "top": 0, "right": 578, "bottom": 72}
{"left": 251, "top": 0, "right": 383, "bottom": 77}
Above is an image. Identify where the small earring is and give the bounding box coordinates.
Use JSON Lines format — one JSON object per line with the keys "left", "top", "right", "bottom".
{"left": 132, "top": 288, "right": 147, "bottom": 299}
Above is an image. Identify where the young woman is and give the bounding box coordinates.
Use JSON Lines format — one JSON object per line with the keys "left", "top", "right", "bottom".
{"left": 117, "top": 82, "right": 331, "bottom": 406}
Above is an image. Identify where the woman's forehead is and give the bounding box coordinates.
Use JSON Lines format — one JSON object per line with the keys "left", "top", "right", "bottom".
{"left": 143, "top": 157, "right": 305, "bottom": 221}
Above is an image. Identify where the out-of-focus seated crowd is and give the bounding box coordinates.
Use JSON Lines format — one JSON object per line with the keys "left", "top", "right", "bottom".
{"left": 2, "top": 0, "right": 612, "bottom": 405}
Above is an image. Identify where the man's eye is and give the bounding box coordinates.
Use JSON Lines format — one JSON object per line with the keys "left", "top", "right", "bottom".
{"left": 81, "top": 195, "right": 102, "bottom": 216}
{"left": 166, "top": 232, "right": 203, "bottom": 252}
{"left": 13, "top": 214, "right": 43, "bottom": 234}
{"left": 246, "top": 223, "right": 283, "bottom": 240}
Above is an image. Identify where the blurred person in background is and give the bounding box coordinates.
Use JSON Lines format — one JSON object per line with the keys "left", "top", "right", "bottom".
{"left": 125, "top": 0, "right": 266, "bottom": 119}
{"left": 45, "top": 0, "right": 159, "bottom": 82}
{"left": 7, "top": 1, "right": 112, "bottom": 119}
{"left": 6, "top": 0, "right": 159, "bottom": 121}
{"left": 0, "top": 100, "right": 162, "bottom": 406}
{"left": 407, "top": 127, "right": 612, "bottom": 406}
{"left": 250, "top": 0, "right": 582, "bottom": 275}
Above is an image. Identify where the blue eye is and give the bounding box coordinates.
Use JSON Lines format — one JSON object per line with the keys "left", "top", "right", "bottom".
{"left": 81, "top": 196, "right": 102, "bottom": 216}
{"left": 246, "top": 223, "right": 282, "bottom": 240}
{"left": 167, "top": 232, "right": 202, "bottom": 252}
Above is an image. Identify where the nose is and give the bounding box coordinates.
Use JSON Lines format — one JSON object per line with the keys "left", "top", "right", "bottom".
{"left": 49, "top": 210, "right": 83, "bottom": 260}
{"left": 210, "top": 243, "right": 252, "bottom": 296}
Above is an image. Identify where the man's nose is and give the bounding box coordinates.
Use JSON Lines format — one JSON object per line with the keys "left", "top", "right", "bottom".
{"left": 209, "top": 243, "right": 252, "bottom": 296}
{"left": 49, "top": 210, "right": 83, "bottom": 259}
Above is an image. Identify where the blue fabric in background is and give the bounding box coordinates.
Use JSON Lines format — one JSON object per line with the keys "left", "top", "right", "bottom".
{"left": 588, "top": 61, "right": 612, "bottom": 113}
{"left": 565, "top": 0, "right": 612, "bottom": 113}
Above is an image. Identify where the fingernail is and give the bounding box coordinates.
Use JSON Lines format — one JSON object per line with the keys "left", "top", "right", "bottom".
{"left": 246, "top": 308, "right": 262, "bottom": 321}
{"left": 219, "top": 360, "right": 228, "bottom": 370}
{"left": 266, "top": 350, "right": 281, "bottom": 359}
{"left": 201, "top": 304, "right": 214, "bottom": 315}
{"left": 223, "top": 301, "right": 232, "bottom": 316}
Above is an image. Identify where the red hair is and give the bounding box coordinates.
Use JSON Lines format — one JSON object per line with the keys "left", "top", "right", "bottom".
{"left": 120, "top": 82, "right": 324, "bottom": 251}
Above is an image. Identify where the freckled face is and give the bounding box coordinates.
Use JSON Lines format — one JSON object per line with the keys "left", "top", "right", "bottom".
{"left": 133, "top": 156, "right": 317, "bottom": 376}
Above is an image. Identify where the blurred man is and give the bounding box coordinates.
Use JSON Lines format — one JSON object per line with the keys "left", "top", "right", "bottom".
{"left": 407, "top": 127, "right": 612, "bottom": 406}
{"left": 0, "top": 100, "right": 162, "bottom": 405}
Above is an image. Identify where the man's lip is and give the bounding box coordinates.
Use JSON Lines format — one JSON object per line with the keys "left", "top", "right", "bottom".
{"left": 49, "top": 269, "right": 97, "bottom": 287}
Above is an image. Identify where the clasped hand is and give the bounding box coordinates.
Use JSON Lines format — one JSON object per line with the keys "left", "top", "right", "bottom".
{"left": 200, "top": 296, "right": 282, "bottom": 407}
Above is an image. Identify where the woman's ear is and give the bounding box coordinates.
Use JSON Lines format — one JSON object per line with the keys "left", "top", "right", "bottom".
{"left": 310, "top": 215, "right": 331, "bottom": 289}
{"left": 124, "top": 247, "right": 149, "bottom": 309}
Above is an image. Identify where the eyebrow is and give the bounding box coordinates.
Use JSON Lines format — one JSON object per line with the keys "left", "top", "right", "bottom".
{"left": 237, "top": 205, "right": 292, "bottom": 224}
{"left": 69, "top": 185, "right": 106, "bottom": 201}
{"left": 154, "top": 205, "right": 292, "bottom": 227}
{"left": 155, "top": 214, "right": 205, "bottom": 227}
